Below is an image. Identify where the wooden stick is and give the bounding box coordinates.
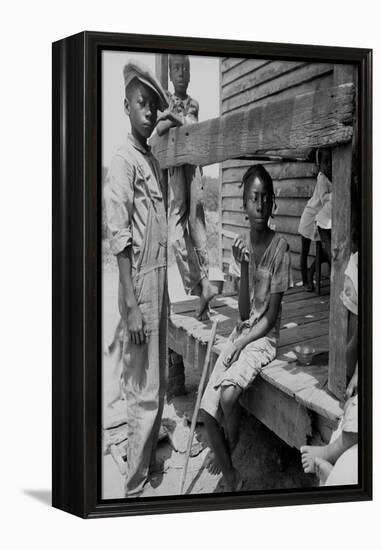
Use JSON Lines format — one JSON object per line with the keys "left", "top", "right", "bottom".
{"left": 179, "top": 320, "right": 219, "bottom": 495}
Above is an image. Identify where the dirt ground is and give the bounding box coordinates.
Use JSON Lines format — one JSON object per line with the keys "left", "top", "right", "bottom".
{"left": 102, "top": 262, "right": 317, "bottom": 499}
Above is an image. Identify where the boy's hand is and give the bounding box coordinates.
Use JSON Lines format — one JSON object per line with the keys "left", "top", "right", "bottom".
{"left": 126, "top": 304, "right": 146, "bottom": 345}
{"left": 224, "top": 340, "right": 244, "bottom": 366}
{"left": 156, "top": 109, "right": 183, "bottom": 125}
{"left": 232, "top": 237, "right": 249, "bottom": 263}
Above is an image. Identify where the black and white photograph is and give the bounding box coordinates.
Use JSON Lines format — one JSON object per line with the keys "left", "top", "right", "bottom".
{"left": 101, "top": 49, "right": 364, "bottom": 500}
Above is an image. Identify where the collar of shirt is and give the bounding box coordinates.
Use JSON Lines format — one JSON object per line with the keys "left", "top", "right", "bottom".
{"left": 127, "top": 133, "right": 151, "bottom": 156}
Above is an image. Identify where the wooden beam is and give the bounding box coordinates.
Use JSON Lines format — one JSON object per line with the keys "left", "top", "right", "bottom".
{"left": 151, "top": 83, "right": 355, "bottom": 168}
{"left": 155, "top": 54, "right": 168, "bottom": 90}
{"left": 328, "top": 65, "right": 355, "bottom": 400}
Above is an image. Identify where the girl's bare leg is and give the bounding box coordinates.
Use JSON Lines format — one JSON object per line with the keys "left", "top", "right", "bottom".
{"left": 220, "top": 385, "right": 242, "bottom": 453}
{"left": 186, "top": 165, "right": 219, "bottom": 320}
{"left": 203, "top": 411, "right": 242, "bottom": 491}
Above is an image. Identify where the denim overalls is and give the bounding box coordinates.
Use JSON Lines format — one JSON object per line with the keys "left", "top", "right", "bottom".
{"left": 118, "top": 146, "right": 168, "bottom": 497}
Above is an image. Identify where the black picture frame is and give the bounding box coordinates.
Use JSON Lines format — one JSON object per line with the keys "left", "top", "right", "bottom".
{"left": 52, "top": 31, "right": 372, "bottom": 518}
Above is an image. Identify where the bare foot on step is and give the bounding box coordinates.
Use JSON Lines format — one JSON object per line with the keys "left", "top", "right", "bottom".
{"left": 300, "top": 445, "right": 330, "bottom": 474}
{"left": 197, "top": 280, "right": 219, "bottom": 321}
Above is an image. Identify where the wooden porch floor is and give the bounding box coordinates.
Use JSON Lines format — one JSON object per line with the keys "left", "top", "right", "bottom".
{"left": 169, "top": 280, "right": 344, "bottom": 448}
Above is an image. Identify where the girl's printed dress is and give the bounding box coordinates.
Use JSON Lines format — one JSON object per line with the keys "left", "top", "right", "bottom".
{"left": 200, "top": 233, "right": 293, "bottom": 421}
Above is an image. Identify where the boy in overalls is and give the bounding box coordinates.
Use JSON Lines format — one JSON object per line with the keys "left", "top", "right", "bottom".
{"left": 104, "top": 60, "right": 169, "bottom": 497}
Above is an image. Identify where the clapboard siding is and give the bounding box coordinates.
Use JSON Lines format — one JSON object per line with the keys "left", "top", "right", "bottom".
{"left": 222, "top": 179, "right": 316, "bottom": 200}
{"left": 222, "top": 59, "right": 271, "bottom": 87}
{"left": 222, "top": 62, "right": 333, "bottom": 114}
{"left": 222, "top": 60, "right": 307, "bottom": 102}
{"left": 222, "top": 197, "right": 307, "bottom": 218}
{"left": 220, "top": 58, "right": 333, "bottom": 277}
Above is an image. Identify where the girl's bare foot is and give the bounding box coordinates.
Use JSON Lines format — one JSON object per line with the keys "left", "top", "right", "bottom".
{"left": 300, "top": 445, "right": 331, "bottom": 473}
{"left": 205, "top": 450, "right": 222, "bottom": 475}
{"left": 197, "top": 280, "right": 219, "bottom": 320}
{"left": 315, "top": 457, "right": 333, "bottom": 485}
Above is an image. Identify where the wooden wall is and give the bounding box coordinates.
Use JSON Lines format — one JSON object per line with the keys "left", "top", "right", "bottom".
{"left": 220, "top": 58, "right": 334, "bottom": 278}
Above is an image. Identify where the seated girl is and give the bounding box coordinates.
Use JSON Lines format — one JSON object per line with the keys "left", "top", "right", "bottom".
{"left": 200, "top": 164, "right": 293, "bottom": 491}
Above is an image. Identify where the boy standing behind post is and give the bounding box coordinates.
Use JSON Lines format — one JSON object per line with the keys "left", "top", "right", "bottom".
{"left": 104, "top": 60, "right": 169, "bottom": 497}
{"left": 156, "top": 54, "right": 218, "bottom": 320}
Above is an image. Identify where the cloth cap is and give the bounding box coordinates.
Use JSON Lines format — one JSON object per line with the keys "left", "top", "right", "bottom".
{"left": 123, "top": 60, "right": 168, "bottom": 111}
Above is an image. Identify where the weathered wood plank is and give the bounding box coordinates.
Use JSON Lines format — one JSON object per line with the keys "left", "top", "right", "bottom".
{"left": 222, "top": 197, "right": 307, "bottom": 218}
{"left": 281, "top": 306, "right": 329, "bottom": 326}
{"left": 313, "top": 414, "right": 339, "bottom": 444}
{"left": 222, "top": 63, "right": 333, "bottom": 114}
{"left": 281, "top": 295, "right": 330, "bottom": 318}
{"left": 221, "top": 57, "right": 246, "bottom": 73}
{"left": 282, "top": 283, "right": 329, "bottom": 303}
{"left": 261, "top": 359, "right": 328, "bottom": 399}
{"left": 240, "top": 377, "right": 312, "bottom": 449}
{"left": 277, "top": 334, "right": 329, "bottom": 356}
{"left": 222, "top": 59, "right": 270, "bottom": 86}
{"left": 260, "top": 358, "right": 342, "bottom": 421}
{"left": 151, "top": 84, "right": 354, "bottom": 168}
{"left": 222, "top": 60, "right": 307, "bottom": 101}
{"left": 222, "top": 162, "right": 317, "bottom": 180}
{"left": 223, "top": 178, "right": 316, "bottom": 200}
{"left": 328, "top": 65, "right": 355, "bottom": 400}
{"left": 224, "top": 75, "right": 334, "bottom": 124}
{"left": 270, "top": 215, "right": 301, "bottom": 235}
{"left": 278, "top": 319, "right": 329, "bottom": 348}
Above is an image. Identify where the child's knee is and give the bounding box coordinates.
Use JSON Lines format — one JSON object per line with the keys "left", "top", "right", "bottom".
{"left": 220, "top": 385, "right": 240, "bottom": 413}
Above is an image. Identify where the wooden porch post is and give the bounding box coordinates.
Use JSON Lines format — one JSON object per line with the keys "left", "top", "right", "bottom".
{"left": 328, "top": 64, "right": 355, "bottom": 399}
{"left": 155, "top": 54, "right": 168, "bottom": 91}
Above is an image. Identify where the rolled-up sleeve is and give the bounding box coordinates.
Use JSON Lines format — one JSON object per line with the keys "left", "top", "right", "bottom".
{"left": 104, "top": 154, "right": 135, "bottom": 256}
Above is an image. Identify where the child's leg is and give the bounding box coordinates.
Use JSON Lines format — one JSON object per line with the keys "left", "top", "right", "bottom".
{"left": 203, "top": 412, "right": 233, "bottom": 475}
{"left": 169, "top": 167, "right": 197, "bottom": 295}
{"left": 300, "top": 236, "right": 311, "bottom": 286}
{"left": 318, "top": 228, "right": 332, "bottom": 267}
{"left": 200, "top": 334, "right": 243, "bottom": 490}
{"left": 220, "top": 384, "right": 243, "bottom": 453}
{"left": 184, "top": 165, "right": 218, "bottom": 320}
{"left": 123, "top": 268, "right": 167, "bottom": 497}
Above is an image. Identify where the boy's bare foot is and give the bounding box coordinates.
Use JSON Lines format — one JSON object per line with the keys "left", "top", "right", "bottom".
{"left": 300, "top": 445, "right": 330, "bottom": 473}
{"left": 315, "top": 457, "right": 333, "bottom": 485}
{"left": 197, "top": 280, "right": 219, "bottom": 321}
{"left": 205, "top": 450, "right": 222, "bottom": 475}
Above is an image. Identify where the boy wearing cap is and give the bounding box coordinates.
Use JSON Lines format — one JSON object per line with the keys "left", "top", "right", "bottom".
{"left": 104, "top": 60, "right": 169, "bottom": 497}
{"left": 156, "top": 54, "right": 218, "bottom": 320}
